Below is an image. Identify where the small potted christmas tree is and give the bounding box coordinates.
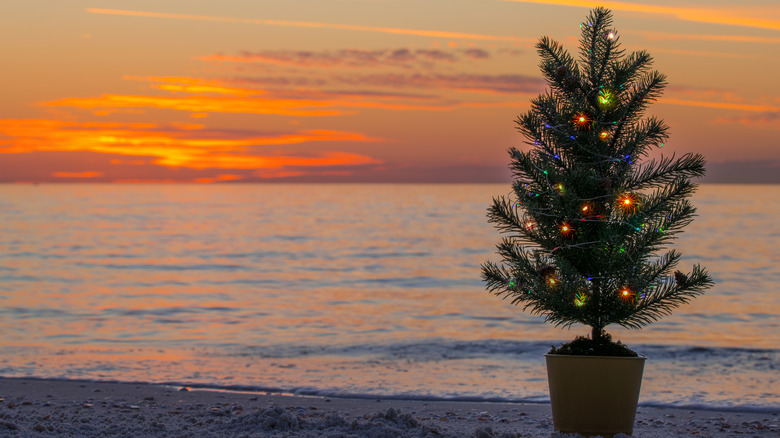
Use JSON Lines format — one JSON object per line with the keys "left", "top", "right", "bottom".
{"left": 481, "top": 7, "right": 713, "bottom": 437}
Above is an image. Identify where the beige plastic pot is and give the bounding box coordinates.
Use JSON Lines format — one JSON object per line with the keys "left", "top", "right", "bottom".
{"left": 545, "top": 354, "right": 646, "bottom": 437}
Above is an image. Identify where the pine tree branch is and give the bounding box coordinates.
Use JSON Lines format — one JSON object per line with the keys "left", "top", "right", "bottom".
{"left": 615, "top": 265, "right": 713, "bottom": 328}
{"left": 624, "top": 153, "right": 706, "bottom": 191}
{"left": 612, "top": 50, "right": 653, "bottom": 88}
{"left": 580, "top": 8, "right": 612, "bottom": 88}
{"left": 641, "top": 250, "right": 682, "bottom": 284}
{"left": 536, "top": 36, "right": 581, "bottom": 98}
{"left": 639, "top": 177, "right": 698, "bottom": 228}
{"left": 614, "top": 116, "right": 669, "bottom": 160}
{"left": 487, "top": 195, "right": 527, "bottom": 236}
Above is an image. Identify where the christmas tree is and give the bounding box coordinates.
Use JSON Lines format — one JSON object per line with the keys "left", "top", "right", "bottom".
{"left": 481, "top": 7, "right": 713, "bottom": 354}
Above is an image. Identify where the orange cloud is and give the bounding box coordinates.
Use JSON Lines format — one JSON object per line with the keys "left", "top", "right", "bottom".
{"left": 86, "top": 8, "right": 529, "bottom": 42}
{"left": 503, "top": 0, "right": 780, "bottom": 31}
{"left": 657, "top": 99, "right": 780, "bottom": 112}
{"left": 44, "top": 92, "right": 467, "bottom": 114}
{"left": 44, "top": 73, "right": 478, "bottom": 115}
{"left": 192, "top": 174, "right": 245, "bottom": 183}
{"left": 161, "top": 151, "right": 380, "bottom": 170}
{"left": 638, "top": 47, "right": 760, "bottom": 59}
{"left": 52, "top": 171, "right": 104, "bottom": 178}
{"left": 125, "top": 76, "right": 264, "bottom": 96}
{"left": 0, "top": 119, "right": 382, "bottom": 171}
{"left": 42, "top": 94, "right": 346, "bottom": 117}
{"left": 630, "top": 31, "right": 780, "bottom": 45}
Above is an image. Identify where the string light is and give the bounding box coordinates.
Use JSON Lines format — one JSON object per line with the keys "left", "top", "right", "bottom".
{"left": 574, "top": 292, "right": 587, "bottom": 307}
{"left": 598, "top": 89, "right": 614, "bottom": 108}
{"left": 572, "top": 112, "right": 592, "bottom": 130}
{"left": 618, "top": 193, "right": 638, "bottom": 213}
{"left": 620, "top": 287, "right": 633, "bottom": 301}
{"left": 599, "top": 131, "right": 609, "bottom": 140}
{"left": 607, "top": 32, "right": 615, "bottom": 40}
{"left": 560, "top": 222, "right": 572, "bottom": 236}
{"left": 581, "top": 204, "right": 590, "bottom": 214}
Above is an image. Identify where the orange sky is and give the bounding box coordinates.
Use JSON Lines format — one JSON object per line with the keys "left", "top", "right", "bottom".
{"left": 2, "top": 0, "right": 778, "bottom": 183}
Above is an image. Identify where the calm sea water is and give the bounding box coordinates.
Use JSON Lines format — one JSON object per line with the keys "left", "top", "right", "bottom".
{"left": 0, "top": 184, "right": 777, "bottom": 412}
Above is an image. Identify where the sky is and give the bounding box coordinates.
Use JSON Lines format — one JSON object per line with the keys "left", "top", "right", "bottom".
{"left": 1, "top": 0, "right": 778, "bottom": 183}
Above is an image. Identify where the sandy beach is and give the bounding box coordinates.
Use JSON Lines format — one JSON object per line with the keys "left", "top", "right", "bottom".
{"left": 0, "top": 377, "right": 777, "bottom": 437}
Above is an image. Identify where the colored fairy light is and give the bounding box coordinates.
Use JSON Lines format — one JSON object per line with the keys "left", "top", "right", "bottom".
{"left": 548, "top": 278, "right": 557, "bottom": 285}
{"left": 572, "top": 112, "right": 592, "bottom": 130}
{"left": 556, "top": 183, "right": 565, "bottom": 193}
{"left": 599, "top": 131, "right": 609, "bottom": 140}
{"left": 607, "top": 32, "right": 615, "bottom": 40}
{"left": 526, "top": 221, "right": 534, "bottom": 229}
{"left": 618, "top": 193, "right": 638, "bottom": 213}
{"left": 574, "top": 292, "right": 587, "bottom": 307}
{"left": 620, "top": 287, "right": 632, "bottom": 300}
{"left": 598, "top": 89, "right": 613, "bottom": 108}
{"left": 560, "top": 222, "right": 572, "bottom": 235}
{"left": 554, "top": 154, "right": 560, "bottom": 159}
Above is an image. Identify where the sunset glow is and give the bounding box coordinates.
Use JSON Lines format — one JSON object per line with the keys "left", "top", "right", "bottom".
{"left": 2, "top": 1, "right": 778, "bottom": 183}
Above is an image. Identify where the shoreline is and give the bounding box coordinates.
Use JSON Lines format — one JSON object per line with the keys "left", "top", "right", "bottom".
{"left": 1, "top": 377, "right": 778, "bottom": 437}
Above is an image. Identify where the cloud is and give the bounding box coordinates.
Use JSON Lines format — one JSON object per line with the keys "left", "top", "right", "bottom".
{"left": 43, "top": 73, "right": 474, "bottom": 115}
{"left": 640, "top": 47, "right": 761, "bottom": 59}
{"left": 0, "top": 119, "right": 382, "bottom": 172}
{"left": 86, "top": 8, "right": 528, "bottom": 42}
{"left": 199, "top": 47, "right": 491, "bottom": 69}
{"left": 192, "top": 174, "right": 244, "bottom": 183}
{"left": 657, "top": 98, "right": 780, "bottom": 112}
{"left": 666, "top": 85, "right": 744, "bottom": 103}
{"left": 716, "top": 112, "right": 780, "bottom": 127}
{"left": 52, "top": 171, "right": 104, "bottom": 178}
{"left": 42, "top": 94, "right": 347, "bottom": 117}
{"left": 330, "top": 73, "right": 545, "bottom": 94}
{"left": 629, "top": 30, "right": 780, "bottom": 45}
{"left": 502, "top": 0, "right": 780, "bottom": 32}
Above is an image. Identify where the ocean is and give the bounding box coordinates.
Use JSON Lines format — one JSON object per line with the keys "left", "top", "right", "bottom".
{"left": 0, "top": 183, "right": 777, "bottom": 412}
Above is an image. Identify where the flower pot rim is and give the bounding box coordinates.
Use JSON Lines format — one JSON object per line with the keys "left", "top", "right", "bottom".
{"left": 544, "top": 353, "right": 647, "bottom": 360}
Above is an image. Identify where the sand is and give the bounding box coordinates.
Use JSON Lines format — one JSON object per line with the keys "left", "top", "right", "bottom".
{"left": 0, "top": 377, "right": 777, "bottom": 437}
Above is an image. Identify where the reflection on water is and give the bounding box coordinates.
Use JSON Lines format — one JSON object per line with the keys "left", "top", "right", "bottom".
{"left": 0, "top": 184, "right": 778, "bottom": 410}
